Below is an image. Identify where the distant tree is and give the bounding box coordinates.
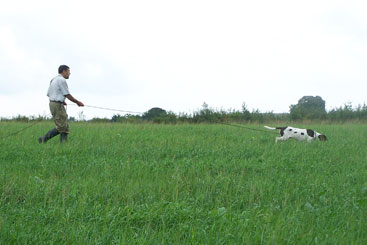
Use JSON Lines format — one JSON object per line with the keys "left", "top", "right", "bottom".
{"left": 111, "top": 114, "right": 123, "bottom": 122}
{"left": 88, "top": 118, "right": 110, "bottom": 123}
{"left": 327, "top": 102, "right": 355, "bottom": 121}
{"left": 142, "top": 107, "right": 167, "bottom": 121}
{"left": 241, "top": 102, "right": 251, "bottom": 121}
{"left": 192, "top": 102, "right": 222, "bottom": 123}
{"left": 111, "top": 114, "right": 142, "bottom": 123}
{"left": 290, "top": 96, "right": 326, "bottom": 119}
{"left": 13, "top": 115, "right": 29, "bottom": 122}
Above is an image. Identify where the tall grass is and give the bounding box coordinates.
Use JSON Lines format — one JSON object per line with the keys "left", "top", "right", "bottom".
{"left": 1, "top": 122, "right": 366, "bottom": 243}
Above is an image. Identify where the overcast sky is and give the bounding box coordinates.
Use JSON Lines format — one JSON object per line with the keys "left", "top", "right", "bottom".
{"left": 1, "top": 0, "right": 367, "bottom": 119}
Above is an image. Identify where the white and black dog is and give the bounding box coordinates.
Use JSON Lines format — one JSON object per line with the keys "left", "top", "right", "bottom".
{"left": 264, "top": 126, "right": 327, "bottom": 143}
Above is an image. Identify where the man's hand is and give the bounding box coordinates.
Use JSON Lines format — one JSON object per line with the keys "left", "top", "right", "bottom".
{"left": 65, "top": 94, "right": 84, "bottom": 107}
{"left": 63, "top": 101, "right": 67, "bottom": 106}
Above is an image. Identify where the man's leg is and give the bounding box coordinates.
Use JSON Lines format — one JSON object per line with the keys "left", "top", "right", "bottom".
{"left": 60, "top": 132, "right": 68, "bottom": 143}
{"left": 51, "top": 101, "right": 70, "bottom": 143}
{"left": 38, "top": 128, "right": 60, "bottom": 143}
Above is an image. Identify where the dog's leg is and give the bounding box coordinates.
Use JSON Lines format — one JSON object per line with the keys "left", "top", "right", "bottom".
{"left": 276, "top": 136, "right": 288, "bottom": 143}
{"left": 275, "top": 137, "right": 282, "bottom": 143}
{"left": 307, "top": 137, "right": 314, "bottom": 142}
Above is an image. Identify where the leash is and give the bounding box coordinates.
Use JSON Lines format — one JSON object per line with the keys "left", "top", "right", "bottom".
{"left": 0, "top": 120, "right": 43, "bottom": 140}
{"left": 74, "top": 104, "right": 277, "bottom": 134}
{"left": 0, "top": 104, "right": 278, "bottom": 140}
{"left": 68, "top": 104, "right": 144, "bottom": 114}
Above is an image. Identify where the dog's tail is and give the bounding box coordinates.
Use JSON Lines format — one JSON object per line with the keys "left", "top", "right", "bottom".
{"left": 264, "top": 126, "right": 287, "bottom": 131}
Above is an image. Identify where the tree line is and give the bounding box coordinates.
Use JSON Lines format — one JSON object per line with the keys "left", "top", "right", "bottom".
{"left": 108, "top": 96, "right": 367, "bottom": 123}
{"left": 2, "top": 96, "right": 367, "bottom": 123}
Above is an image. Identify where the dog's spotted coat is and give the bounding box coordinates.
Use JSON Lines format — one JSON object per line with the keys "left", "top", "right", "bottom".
{"left": 264, "top": 126, "right": 327, "bottom": 143}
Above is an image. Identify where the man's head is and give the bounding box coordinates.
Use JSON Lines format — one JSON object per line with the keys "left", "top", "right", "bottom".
{"left": 58, "top": 65, "right": 70, "bottom": 79}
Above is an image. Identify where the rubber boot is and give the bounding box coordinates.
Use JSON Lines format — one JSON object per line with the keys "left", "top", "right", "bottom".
{"left": 38, "top": 128, "right": 60, "bottom": 143}
{"left": 60, "top": 133, "right": 68, "bottom": 143}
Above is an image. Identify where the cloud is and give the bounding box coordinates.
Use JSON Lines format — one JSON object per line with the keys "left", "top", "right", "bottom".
{"left": 0, "top": 18, "right": 131, "bottom": 96}
{"left": 1, "top": 0, "right": 367, "bottom": 118}
{"left": 0, "top": 25, "right": 49, "bottom": 94}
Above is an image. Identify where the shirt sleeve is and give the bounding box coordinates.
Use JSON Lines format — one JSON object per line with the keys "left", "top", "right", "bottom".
{"left": 59, "top": 80, "right": 70, "bottom": 95}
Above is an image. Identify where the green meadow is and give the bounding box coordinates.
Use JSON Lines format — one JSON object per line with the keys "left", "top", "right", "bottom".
{"left": 1, "top": 122, "right": 367, "bottom": 244}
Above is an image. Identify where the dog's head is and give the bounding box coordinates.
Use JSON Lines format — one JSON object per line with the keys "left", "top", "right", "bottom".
{"left": 318, "top": 134, "right": 327, "bottom": 141}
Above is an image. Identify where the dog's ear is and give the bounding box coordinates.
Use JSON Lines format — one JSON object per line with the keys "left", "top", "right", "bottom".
{"left": 318, "top": 135, "right": 327, "bottom": 141}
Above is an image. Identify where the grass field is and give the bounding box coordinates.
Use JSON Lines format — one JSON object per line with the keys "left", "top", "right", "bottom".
{"left": 1, "top": 122, "right": 367, "bottom": 244}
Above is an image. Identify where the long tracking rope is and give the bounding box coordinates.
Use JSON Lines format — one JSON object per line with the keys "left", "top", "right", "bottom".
{"left": 0, "top": 104, "right": 278, "bottom": 139}
{"left": 69, "top": 104, "right": 144, "bottom": 115}
{"left": 72, "top": 104, "right": 278, "bottom": 134}
{"left": 0, "top": 120, "right": 43, "bottom": 140}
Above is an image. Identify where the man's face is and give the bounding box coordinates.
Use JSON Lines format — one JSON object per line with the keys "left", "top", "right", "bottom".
{"left": 61, "top": 69, "right": 71, "bottom": 79}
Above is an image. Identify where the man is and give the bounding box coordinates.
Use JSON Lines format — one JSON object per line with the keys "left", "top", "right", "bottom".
{"left": 38, "top": 65, "right": 84, "bottom": 143}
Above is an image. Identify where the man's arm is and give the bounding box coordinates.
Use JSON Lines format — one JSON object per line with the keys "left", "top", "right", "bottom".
{"left": 65, "top": 94, "right": 84, "bottom": 107}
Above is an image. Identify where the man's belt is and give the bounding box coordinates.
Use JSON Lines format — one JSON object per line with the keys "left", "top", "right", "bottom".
{"left": 50, "top": 100, "right": 64, "bottom": 103}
